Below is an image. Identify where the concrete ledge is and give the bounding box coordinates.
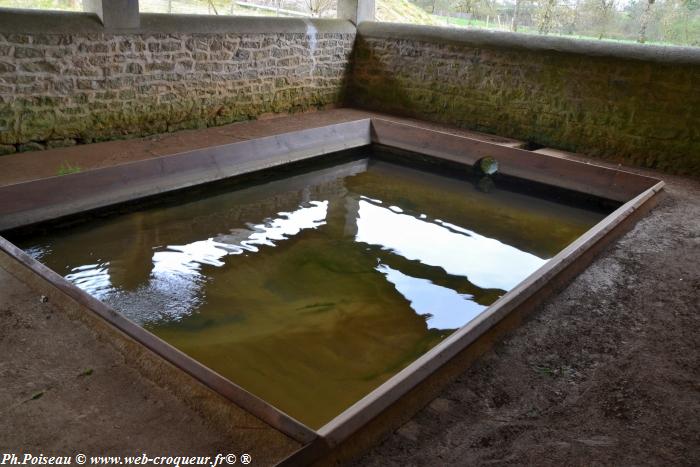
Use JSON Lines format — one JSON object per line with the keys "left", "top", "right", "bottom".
{"left": 0, "top": 8, "right": 356, "bottom": 34}
{"left": 357, "top": 21, "right": 700, "bottom": 65}
{"left": 139, "top": 13, "right": 356, "bottom": 34}
{"left": 0, "top": 8, "right": 104, "bottom": 33}
{"left": 0, "top": 119, "right": 373, "bottom": 231}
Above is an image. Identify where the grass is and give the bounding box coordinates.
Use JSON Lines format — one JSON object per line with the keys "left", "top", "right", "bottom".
{"left": 532, "top": 363, "right": 577, "bottom": 379}
{"left": 56, "top": 161, "right": 82, "bottom": 176}
{"left": 430, "top": 12, "right": 690, "bottom": 47}
{"left": 376, "top": 0, "right": 442, "bottom": 25}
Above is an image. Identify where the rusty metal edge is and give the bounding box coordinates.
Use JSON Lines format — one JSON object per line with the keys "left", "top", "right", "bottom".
{"left": 0, "top": 119, "right": 373, "bottom": 231}
{"left": 273, "top": 120, "right": 665, "bottom": 464}
{"left": 0, "top": 117, "right": 665, "bottom": 464}
{"left": 316, "top": 181, "right": 664, "bottom": 443}
{"left": 0, "top": 235, "right": 319, "bottom": 445}
{"left": 369, "top": 118, "right": 660, "bottom": 202}
{"left": 277, "top": 180, "right": 664, "bottom": 465}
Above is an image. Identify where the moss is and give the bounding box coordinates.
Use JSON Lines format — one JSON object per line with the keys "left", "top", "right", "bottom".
{"left": 350, "top": 41, "right": 700, "bottom": 176}
{"left": 0, "top": 144, "right": 16, "bottom": 155}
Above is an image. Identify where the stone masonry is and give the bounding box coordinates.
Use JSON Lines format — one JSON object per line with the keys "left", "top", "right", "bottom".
{"left": 351, "top": 34, "right": 700, "bottom": 175}
{"left": 0, "top": 31, "right": 354, "bottom": 154}
{"left": 1, "top": 19, "right": 698, "bottom": 176}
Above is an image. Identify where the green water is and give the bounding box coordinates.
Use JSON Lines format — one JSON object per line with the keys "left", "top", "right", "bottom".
{"left": 18, "top": 154, "right": 610, "bottom": 428}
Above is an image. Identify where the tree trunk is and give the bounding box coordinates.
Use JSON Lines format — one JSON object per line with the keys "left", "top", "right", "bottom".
{"left": 538, "top": 0, "right": 557, "bottom": 34}
{"left": 638, "top": 0, "right": 656, "bottom": 43}
{"left": 597, "top": 0, "right": 615, "bottom": 40}
{"left": 568, "top": 0, "right": 580, "bottom": 35}
{"left": 512, "top": 0, "right": 521, "bottom": 32}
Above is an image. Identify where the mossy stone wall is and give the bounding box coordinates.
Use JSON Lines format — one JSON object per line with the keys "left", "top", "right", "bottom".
{"left": 350, "top": 33, "right": 700, "bottom": 175}
{"left": 0, "top": 31, "right": 354, "bottom": 155}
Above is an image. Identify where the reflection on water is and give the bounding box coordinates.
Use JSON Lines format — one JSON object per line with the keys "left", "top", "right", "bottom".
{"left": 377, "top": 264, "right": 483, "bottom": 330}
{"left": 19, "top": 157, "right": 608, "bottom": 428}
{"left": 356, "top": 199, "right": 546, "bottom": 291}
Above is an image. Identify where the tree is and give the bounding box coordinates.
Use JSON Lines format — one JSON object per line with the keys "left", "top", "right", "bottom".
{"left": 304, "top": 0, "right": 335, "bottom": 17}
{"left": 638, "top": 0, "right": 656, "bottom": 42}
{"left": 566, "top": 0, "right": 583, "bottom": 35}
{"left": 680, "top": 0, "right": 700, "bottom": 44}
{"left": 456, "top": 0, "right": 492, "bottom": 16}
{"left": 512, "top": 0, "right": 524, "bottom": 31}
{"left": 537, "top": 0, "right": 559, "bottom": 33}
{"left": 596, "top": 0, "right": 616, "bottom": 39}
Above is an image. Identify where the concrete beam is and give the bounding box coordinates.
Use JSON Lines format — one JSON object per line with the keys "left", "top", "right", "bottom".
{"left": 0, "top": 9, "right": 355, "bottom": 35}
{"left": 356, "top": 21, "right": 700, "bottom": 65}
{"left": 83, "top": 0, "right": 140, "bottom": 30}
{"left": 337, "top": 0, "right": 375, "bottom": 24}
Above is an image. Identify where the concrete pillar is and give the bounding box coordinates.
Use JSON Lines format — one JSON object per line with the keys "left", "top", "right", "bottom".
{"left": 83, "top": 0, "right": 140, "bottom": 30}
{"left": 337, "top": 0, "right": 375, "bottom": 24}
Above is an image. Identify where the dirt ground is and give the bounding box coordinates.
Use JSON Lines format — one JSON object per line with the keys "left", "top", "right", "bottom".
{"left": 0, "top": 110, "right": 698, "bottom": 465}
{"left": 354, "top": 171, "right": 700, "bottom": 466}
{"left": 0, "top": 264, "right": 237, "bottom": 457}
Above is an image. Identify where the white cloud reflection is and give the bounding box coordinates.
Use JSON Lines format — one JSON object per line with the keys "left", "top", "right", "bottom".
{"left": 65, "top": 201, "right": 329, "bottom": 325}
{"left": 355, "top": 199, "right": 547, "bottom": 291}
{"left": 65, "top": 262, "right": 112, "bottom": 297}
{"left": 377, "top": 264, "right": 485, "bottom": 330}
{"left": 153, "top": 200, "right": 329, "bottom": 276}
{"left": 59, "top": 195, "right": 548, "bottom": 331}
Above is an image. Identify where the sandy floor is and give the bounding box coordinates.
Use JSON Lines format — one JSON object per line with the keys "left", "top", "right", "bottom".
{"left": 0, "top": 109, "right": 698, "bottom": 465}
{"left": 0, "top": 263, "right": 238, "bottom": 457}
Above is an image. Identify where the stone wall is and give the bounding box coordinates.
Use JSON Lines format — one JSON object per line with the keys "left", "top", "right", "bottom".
{"left": 351, "top": 23, "right": 700, "bottom": 175}
{"left": 0, "top": 13, "right": 354, "bottom": 154}
{"left": 2, "top": 13, "right": 698, "bottom": 175}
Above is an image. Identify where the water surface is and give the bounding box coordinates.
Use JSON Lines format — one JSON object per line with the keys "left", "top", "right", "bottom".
{"left": 19, "top": 155, "right": 609, "bottom": 428}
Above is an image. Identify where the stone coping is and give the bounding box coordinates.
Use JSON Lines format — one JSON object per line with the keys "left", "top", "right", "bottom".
{"left": 2, "top": 8, "right": 697, "bottom": 62}
{"left": 357, "top": 21, "right": 700, "bottom": 65}
{"left": 0, "top": 8, "right": 356, "bottom": 34}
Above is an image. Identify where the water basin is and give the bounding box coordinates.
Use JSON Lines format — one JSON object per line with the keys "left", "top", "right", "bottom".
{"left": 16, "top": 150, "right": 611, "bottom": 428}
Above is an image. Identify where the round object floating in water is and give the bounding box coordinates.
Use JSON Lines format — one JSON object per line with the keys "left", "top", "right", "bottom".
{"left": 476, "top": 156, "right": 499, "bottom": 176}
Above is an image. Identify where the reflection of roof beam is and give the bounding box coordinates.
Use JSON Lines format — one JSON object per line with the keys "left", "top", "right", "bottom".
{"left": 377, "top": 263, "right": 486, "bottom": 331}
{"left": 344, "top": 196, "right": 360, "bottom": 238}
{"left": 107, "top": 212, "right": 156, "bottom": 290}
